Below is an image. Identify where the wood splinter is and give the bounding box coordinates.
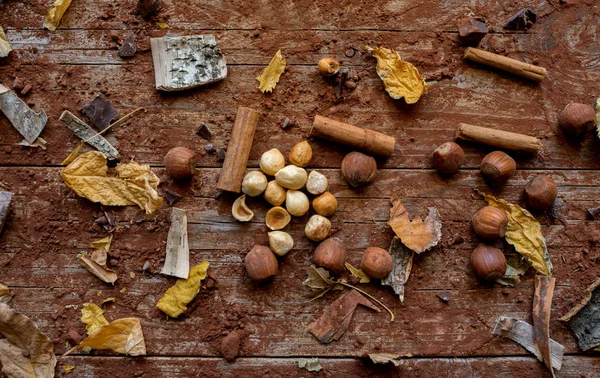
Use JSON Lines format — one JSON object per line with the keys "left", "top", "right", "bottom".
{"left": 464, "top": 47, "right": 547, "bottom": 82}
{"left": 455, "top": 123, "right": 542, "bottom": 154}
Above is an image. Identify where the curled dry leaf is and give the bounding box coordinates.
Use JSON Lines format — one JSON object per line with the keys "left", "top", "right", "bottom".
{"left": 387, "top": 198, "right": 442, "bottom": 253}
{"left": 0, "top": 281, "right": 11, "bottom": 304}
{"left": 156, "top": 261, "right": 209, "bottom": 318}
{"left": 0, "top": 26, "right": 12, "bottom": 58}
{"left": 381, "top": 237, "right": 414, "bottom": 302}
{"left": 368, "top": 353, "right": 402, "bottom": 366}
{"left": 61, "top": 151, "right": 163, "bottom": 214}
{"left": 43, "top": 0, "right": 73, "bottom": 31}
{"left": 81, "top": 303, "right": 109, "bottom": 335}
{"left": 497, "top": 251, "right": 531, "bottom": 287}
{"left": 366, "top": 45, "right": 430, "bottom": 104}
{"left": 481, "top": 192, "right": 552, "bottom": 276}
{"left": 78, "top": 235, "right": 117, "bottom": 284}
{"left": 61, "top": 141, "right": 84, "bottom": 166}
{"left": 256, "top": 50, "right": 286, "bottom": 93}
{"left": 0, "top": 303, "right": 56, "bottom": 378}
{"left": 345, "top": 262, "right": 370, "bottom": 283}
{"left": 297, "top": 358, "right": 322, "bottom": 372}
{"left": 65, "top": 318, "right": 146, "bottom": 356}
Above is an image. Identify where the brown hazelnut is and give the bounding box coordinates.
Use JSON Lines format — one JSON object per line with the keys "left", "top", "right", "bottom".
{"left": 317, "top": 57, "right": 340, "bottom": 77}
{"left": 480, "top": 151, "right": 516, "bottom": 185}
{"left": 341, "top": 152, "right": 377, "bottom": 187}
{"left": 360, "top": 247, "right": 393, "bottom": 279}
{"left": 164, "top": 147, "right": 197, "bottom": 180}
{"left": 244, "top": 245, "right": 278, "bottom": 281}
{"left": 313, "top": 237, "right": 346, "bottom": 273}
{"left": 472, "top": 206, "right": 508, "bottom": 240}
{"left": 432, "top": 142, "right": 465, "bottom": 175}
{"left": 525, "top": 175, "right": 557, "bottom": 211}
{"left": 471, "top": 244, "right": 506, "bottom": 281}
{"left": 558, "top": 103, "right": 596, "bottom": 138}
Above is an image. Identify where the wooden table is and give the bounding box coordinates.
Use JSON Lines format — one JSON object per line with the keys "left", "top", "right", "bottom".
{"left": 1, "top": 1, "right": 599, "bottom": 377}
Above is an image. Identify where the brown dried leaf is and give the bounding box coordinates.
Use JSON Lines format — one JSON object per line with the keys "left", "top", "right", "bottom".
{"left": 303, "top": 265, "right": 335, "bottom": 290}
{"left": 0, "top": 26, "right": 12, "bottom": 58}
{"left": 387, "top": 198, "right": 442, "bottom": 253}
{"left": 345, "top": 262, "right": 370, "bottom": 283}
{"left": 65, "top": 318, "right": 146, "bottom": 356}
{"left": 368, "top": 353, "right": 402, "bottom": 366}
{"left": 43, "top": 0, "right": 73, "bottom": 31}
{"left": 0, "top": 304, "right": 56, "bottom": 378}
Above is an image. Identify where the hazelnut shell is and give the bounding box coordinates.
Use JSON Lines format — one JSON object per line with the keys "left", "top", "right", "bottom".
{"left": 432, "top": 142, "right": 465, "bottom": 175}
{"left": 360, "top": 247, "right": 393, "bottom": 279}
{"left": 525, "top": 175, "right": 557, "bottom": 211}
{"left": 472, "top": 206, "right": 508, "bottom": 240}
{"left": 558, "top": 103, "right": 596, "bottom": 138}
{"left": 244, "top": 245, "right": 279, "bottom": 281}
{"left": 164, "top": 147, "right": 197, "bottom": 180}
{"left": 480, "top": 151, "right": 516, "bottom": 185}
{"left": 313, "top": 237, "right": 346, "bottom": 273}
{"left": 341, "top": 152, "right": 377, "bottom": 187}
{"left": 471, "top": 244, "right": 507, "bottom": 281}
{"left": 317, "top": 57, "right": 340, "bottom": 76}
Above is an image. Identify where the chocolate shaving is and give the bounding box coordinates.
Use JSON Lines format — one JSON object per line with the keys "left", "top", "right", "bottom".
{"left": 82, "top": 94, "right": 117, "bottom": 131}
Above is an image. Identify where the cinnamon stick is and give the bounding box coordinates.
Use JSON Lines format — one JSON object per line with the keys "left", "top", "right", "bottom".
{"left": 464, "top": 47, "right": 547, "bottom": 82}
{"left": 217, "top": 107, "right": 259, "bottom": 193}
{"left": 311, "top": 115, "right": 396, "bottom": 157}
{"left": 455, "top": 123, "right": 542, "bottom": 154}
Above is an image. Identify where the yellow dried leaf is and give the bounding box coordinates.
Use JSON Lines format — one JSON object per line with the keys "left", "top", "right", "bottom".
{"left": 61, "top": 141, "right": 84, "bottom": 166}
{"left": 91, "top": 235, "right": 112, "bottom": 252}
{"left": 482, "top": 192, "right": 552, "bottom": 276}
{"left": 0, "top": 26, "right": 12, "bottom": 58}
{"left": 64, "top": 365, "right": 75, "bottom": 373}
{"left": 345, "top": 262, "right": 370, "bottom": 283}
{"left": 0, "top": 281, "right": 8, "bottom": 297}
{"left": 66, "top": 318, "right": 146, "bottom": 356}
{"left": 156, "top": 261, "right": 209, "bottom": 318}
{"left": 367, "top": 45, "right": 430, "bottom": 104}
{"left": 81, "top": 303, "right": 109, "bottom": 335}
{"left": 101, "top": 297, "right": 116, "bottom": 305}
{"left": 61, "top": 151, "right": 163, "bottom": 214}
{"left": 256, "top": 50, "right": 286, "bottom": 93}
{"left": 43, "top": 0, "right": 72, "bottom": 32}
{"left": 156, "top": 22, "right": 169, "bottom": 29}
{"left": 387, "top": 198, "right": 442, "bottom": 253}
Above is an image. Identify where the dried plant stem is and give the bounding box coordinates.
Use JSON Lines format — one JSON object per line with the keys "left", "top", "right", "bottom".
{"left": 339, "top": 282, "right": 395, "bottom": 322}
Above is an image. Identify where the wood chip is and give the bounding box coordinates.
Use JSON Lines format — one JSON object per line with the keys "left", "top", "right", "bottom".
{"left": 560, "top": 277, "right": 600, "bottom": 351}
{"left": 381, "top": 237, "right": 414, "bottom": 302}
{"left": 59, "top": 110, "right": 120, "bottom": 161}
{"left": 0, "top": 84, "right": 47, "bottom": 144}
{"left": 533, "top": 275, "right": 556, "bottom": 377}
{"left": 160, "top": 207, "right": 190, "bottom": 279}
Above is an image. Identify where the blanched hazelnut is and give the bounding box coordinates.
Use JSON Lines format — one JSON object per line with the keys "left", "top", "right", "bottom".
{"left": 306, "top": 170, "right": 328, "bottom": 195}
{"left": 286, "top": 190, "right": 309, "bottom": 216}
{"left": 317, "top": 57, "right": 340, "bottom": 77}
{"left": 164, "top": 147, "right": 197, "bottom": 180}
{"left": 360, "top": 247, "right": 393, "bottom": 279}
{"left": 313, "top": 237, "right": 346, "bottom": 273}
{"left": 432, "top": 142, "right": 465, "bottom": 175}
{"left": 471, "top": 244, "right": 506, "bottom": 281}
{"left": 232, "top": 194, "right": 254, "bottom": 222}
{"left": 312, "top": 192, "right": 338, "bottom": 217}
{"left": 305, "top": 214, "right": 331, "bottom": 241}
{"left": 480, "top": 151, "right": 516, "bottom": 185}
{"left": 341, "top": 152, "right": 377, "bottom": 187}
{"left": 524, "top": 175, "right": 557, "bottom": 211}
{"left": 268, "top": 231, "right": 294, "bottom": 256}
{"left": 275, "top": 165, "right": 308, "bottom": 189}
{"left": 241, "top": 171, "right": 268, "bottom": 197}
{"left": 289, "top": 141, "right": 313, "bottom": 167}
{"left": 558, "top": 103, "right": 596, "bottom": 138}
{"left": 265, "top": 206, "right": 291, "bottom": 230}
{"left": 472, "top": 206, "right": 508, "bottom": 240}
{"left": 245, "top": 245, "right": 278, "bottom": 281}
{"left": 260, "top": 148, "right": 286, "bottom": 176}
{"left": 264, "top": 180, "right": 286, "bottom": 206}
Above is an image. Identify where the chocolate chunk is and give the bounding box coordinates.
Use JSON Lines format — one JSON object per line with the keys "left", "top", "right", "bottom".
{"left": 437, "top": 291, "right": 450, "bottom": 303}
{"left": 20, "top": 84, "right": 32, "bottom": 96}
{"left": 118, "top": 34, "right": 136, "bottom": 58}
{"left": 588, "top": 206, "right": 600, "bottom": 220}
{"left": 282, "top": 118, "right": 293, "bottom": 129}
{"left": 82, "top": 94, "right": 118, "bottom": 131}
{"left": 137, "top": 0, "right": 160, "bottom": 19}
{"left": 196, "top": 124, "right": 213, "bottom": 140}
{"left": 503, "top": 8, "right": 537, "bottom": 30}
{"left": 345, "top": 80, "right": 357, "bottom": 90}
{"left": 221, "top": 331, "right": 241, "bottom": 361}
{"left": 217, "top": 149, "right": 226, "bottom": 162}
{"left": 458, "top": 18, "right": 488, "bottom": 46}
{"left": 164, "top": 189, "right": 181, "bottom": 205}
{"left": 66, "top": 329, "right": 82, "bottom": 345}
{"left": 204, "top": 143, "right": 216, "bottom": 154}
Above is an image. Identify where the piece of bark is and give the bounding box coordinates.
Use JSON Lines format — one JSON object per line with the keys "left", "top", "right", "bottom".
{"left": 533, "top": 275, "right": 556, "bottom": 378}
{"left": 82, "top": 94, "right": 118, "bottom": 131}
{"left": 118, "top": 34, "right": 136, "bottom": 58}
{"left": 151, "top": 35, "right": 227, "bottom": 91}
{"left": 503, "top": 8, "right": 537, "bottom": 30}
{"left": 381, "top": 237, "right": 414, "bottom": 302}
{"left": 458, "top": 18, "right": 488, "bottom": 46}
{"left": 455, "top": 123, "right": 542, "bottom": 154}
{"left": 0, "top": 84, "right": 47, "bottom": 144}
{"left": 464, "top": 47, "right": 547, "bottom": 82}
{"left": 493, "top": 316, "right": 564, "bottom": 370}
{"left": 161, "top": 207, "right": 190, "bottom": 279}
{"left": 196, "top": 124, "right": 213, "bottom": 140}
{"left": 308, "top": 290, "right": 380, "bottom": 344}
{"left": 59, "top": 110, "right": 120, "bottom": 161}
{"left": 0, "top": 191, "right": 13, "bottom": 234}
{"left": 137, "top": 0, "right": 160, "bottom": 18}
{"left": 560, "top": 277, "right": 600, "bottom": 351}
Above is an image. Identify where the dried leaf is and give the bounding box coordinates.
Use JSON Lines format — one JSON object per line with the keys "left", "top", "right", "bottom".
{"left": 91, "top": 235, "right": 112, "bottom": 253}
{"left": 303, "top": 265, "right": 336, "bottom": 290}
{"left": 0, "top": 281, "right": 8, "bottom": 297}
{"left": 61, "top": 141, "right": 84, "bottom": 166}
{"left": 497, "top": 251, "right": 531, "bottom": 286}
{"left": 101, "top": 297, "right": 116, "bottom": 305}
{"left": 61, "top": 151, "right": 163, "bottom": 214}
{"left": 345, "top": 262, "right": 370, "bottom": 283}
{"left": 78, "top": 251, "right": 118, "bottom": 284}
{"left": 43, "top": 0, "right": 72, "bottom": 31}
{"left": 81, "top": 303, "right": 109, "bottom": 335}
{"left": 368, "top": 353, "right": 402, "bottom": 366}
{"left": 367, "top": 45, "right": 430, "bottom": 104}
{"left": 0, "top": 26, "right": 12, "bottom": 58}
{"left": 66, "top": 318, "right": 146, "bottom": 356}
{"left": 17, "top": 137, "right": 48, "bottom": 150}
{"left": 63, "top": 365, "right": 75, "bottom": 373}
{"left": 482, "top": 192, "right": 552, "bottom": 276}
{"left": 155, "top": 22, "right": 169, "bottom": 29}
{"left": 297, "top": 358, "right": 322, "bottom": 372}
{"left": 156, "top": 261, "right": 209, "bottom": 318}
{"left": 256, "top": 50, "right": 286, "bottom": 93}
{"left": 382, "top": 237, "right": 414, "bottom": 302}
{"left": 0, "top": 303, "right": 56, "bottom": 378}
{"left": 387, "top": 198, "right": 442, "bottom": 253}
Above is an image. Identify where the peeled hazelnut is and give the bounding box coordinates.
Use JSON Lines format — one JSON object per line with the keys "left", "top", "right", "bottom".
{"left": 432, "top": 142, "right": 465, "bottom": 175}
{"left": 360, "top": 247, "right": 393, "bottom": 279}
{"left": 306, "top": 170, "right": 329, "bottom": 195}
{"left": 241, "top": 171, "right": 268, "bottom": 197}
{"left": 317, "top": 57, "right": 340, "bottom": 77}
{"left": 472, "top": 206, "right": 508, "bottom": 240}
{"left": 245, "top": 245, "right": 279, "bottom": 281}
{"left": 275, "top": 165, "right": 308, "bottom": 189}
{"left": 480, "top": 151, "right": 516, "bottom": 185}
{"left": 305, "top": 214, "right": 331, "bottom": 241}
{"left": 232, "top": 194, "right": 254, "bottom": 222}
{"left": 265, "top": 206, "right": 291, "bottom": 230}
{"left": 268, "top": 231, "right": 294, "bottom": 256}
{"left": 313, "top": 237, "right": 346, "bottom": 273}
{"left": 312, "top": 192, "right": 338, "bottom": 217}
{"left": 558, "top": 103, "right": 596, "bottom": 138}
{"left": 289, "top": 141, "right": 313, "bottom": 167}
{"left": 264, "top": 180, "right": 286, "bottom": 206}
{"left": 286, "top": 190, "right": 309, "bottom": 216}
{"left": 260, "top": 148, "right": 286, "bottom": 176}
{"left": 341, "top": 152, "right": 377, "bottom": 187}
{"left": 164, "top": 147, "right": 197, "bottom": 180}
{"left": 471, "top": 244, "right": 506, "bottom": 281}
{"left": 525, "top": 175, "right": 557, "bottom": 211}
